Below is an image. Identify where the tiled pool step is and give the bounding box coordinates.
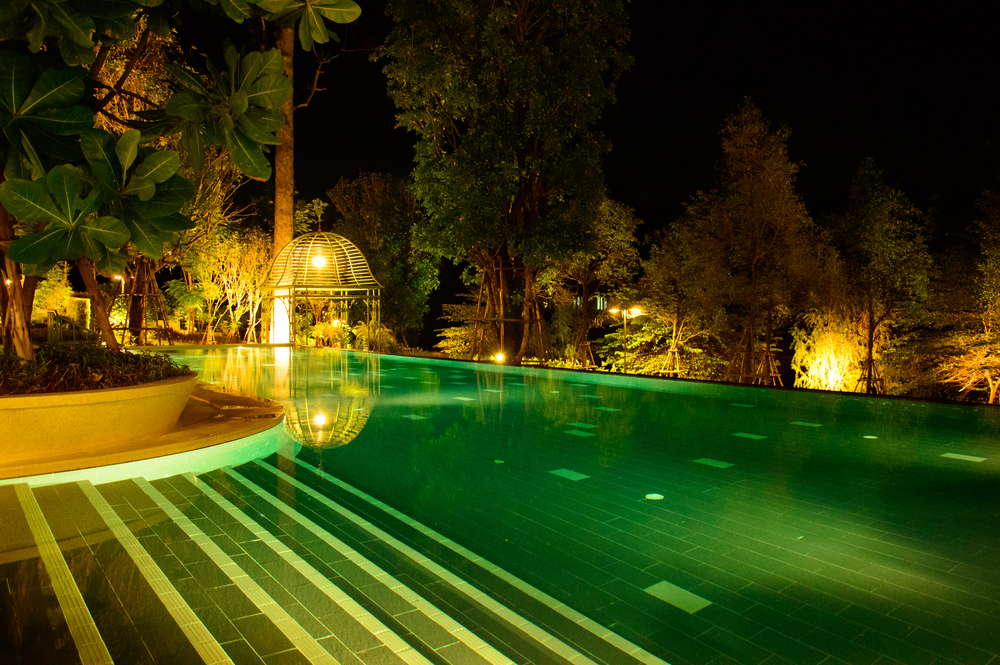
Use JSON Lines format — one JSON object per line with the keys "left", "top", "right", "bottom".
{"left": 1, "top": 462, "right": 665, "bottom": 665}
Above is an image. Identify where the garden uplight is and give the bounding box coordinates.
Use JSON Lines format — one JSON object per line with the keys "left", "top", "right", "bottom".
{"left": 495, "top": 352, "right": 505, "bottom": 363}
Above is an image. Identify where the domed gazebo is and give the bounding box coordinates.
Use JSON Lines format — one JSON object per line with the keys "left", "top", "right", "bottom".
{"left": 263, "top": 232, "right": 381, "bottom": 346}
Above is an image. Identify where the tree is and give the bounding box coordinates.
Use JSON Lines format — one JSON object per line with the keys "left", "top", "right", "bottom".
{"left": 541, "top": 198, "right": 641, "bottom": 365}
{"left": 837, "top": 158, "right": 931, "bottom": 394}
{"left": 380, "top": 0, "right": 631, "bottom": 363}
{"left": 0, "top": 0, "right": 357, "bottom": 360}
{"left": 681, "top": 100, "right": 817, "bottom": 384}
{"left": 327, "top": 172, "right": 439, "bottom": 345}
{"left": 640, "top": 222, "right": 725, "bottom": 376}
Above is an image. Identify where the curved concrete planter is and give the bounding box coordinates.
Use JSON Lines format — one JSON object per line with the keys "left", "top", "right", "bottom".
{"left": 0, "top": 373, "right": 198, "bottom": 466}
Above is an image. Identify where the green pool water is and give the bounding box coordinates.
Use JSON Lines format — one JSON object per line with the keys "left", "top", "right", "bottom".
{"left": 157, "top": 345, "right": 1000, "bottom": 665}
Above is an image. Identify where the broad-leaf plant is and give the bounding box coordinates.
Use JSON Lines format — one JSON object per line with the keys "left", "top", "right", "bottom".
{"left": 0, "top": 0, "right": 359, "bottom": 358}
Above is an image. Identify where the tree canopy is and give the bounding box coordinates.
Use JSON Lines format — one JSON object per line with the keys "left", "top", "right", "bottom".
{"left": 679, "top": 100, "right": 817, "bottom": 383}
{"left": 380, "top": 0, "right": 631, "bottom": 362}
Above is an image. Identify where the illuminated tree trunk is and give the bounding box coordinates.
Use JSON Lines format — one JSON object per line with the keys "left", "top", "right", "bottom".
{"left": 1, "top": 184, "right": 35, "bottom": 360}
{"left": 76, "top": 257, "right": 120, "bottom": 351}
{"left": 273, "top": 25, "right": 295, "bottom": 257}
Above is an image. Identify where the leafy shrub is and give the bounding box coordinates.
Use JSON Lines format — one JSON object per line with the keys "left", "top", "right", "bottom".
{"left": 0, "top": 345, "right": 192, "bottom": 396}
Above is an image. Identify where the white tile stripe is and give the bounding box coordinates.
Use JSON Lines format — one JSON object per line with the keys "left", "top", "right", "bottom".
{"left": 77, "top": 481, "right": 233, "bottom": 665}
{"left": 133, "top": 478, "right": 339, "bottom": 665}
{"left": 189, "top": 475, "right": 433, "bottom": 665}
{"left": 225, "top": 466, "right": 514, "bottom": 665}
{"left": 13, "top": 483, "right": 114, "bottom": 665}
{"left": 256, "top": 461, "right": 598, "bottom": 665}
{"left": 293, "top": 458, "right": 670, "bottom": 665}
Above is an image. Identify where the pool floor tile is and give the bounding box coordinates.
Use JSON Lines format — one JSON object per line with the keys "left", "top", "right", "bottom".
{"left": 645, "top": 580, "right": 712, "bottom": 614}
{"left": 549, "top": 468, "right": 591, "bottom": 481}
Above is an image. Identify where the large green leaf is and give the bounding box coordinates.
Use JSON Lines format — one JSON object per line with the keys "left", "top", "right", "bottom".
{"left": 314, "top": 0, "right": 361, "bottom": 23}
{"left": 20, "top": 66, "right": 87, "bottom": 115}
{"left": 130, "top": 174, "right": 194, "bottom": 217}
{"left": 56, "top": 36, "right": 97, "bottom": 67}
{"left": 80, "top": 215, "right": 130, "bottom": 248}
{"left": 298, "top": 10, "right": 322, "bottom": 51}
{"left": 7, "top": 228, "right": 67, "bottom": 266}
{"left": 147, "top": 212, "right": 196, "bottom": 233}
{"left": 124, "top": 218, "right": 164, "bottom": 258}
{"left": 0, "top": 178, "right": 66, "bottom": 225}
{"left": 237, "top": 110, "right": 282, "bottom": 146}
{"left": 224, "top": 126, "right": 270, "bottom": 180}
{"left": 95, "top": 247, "right": 127, "bottom": 276}
{"left": 165, "top": 91, "right": 208, "bottom": 122}
{"left": 179, "top": 125, "right": 205, "bottom": 173}
{"left": 123, "top": 174, "right": 155, "bottom": 201}
{"left": 0, "top": 52, "right": 32, "bottom": 114}
{"left": 218, "top": 0, "right": 252, "bottom": 23}
{"left": 234, "top": 51, "right": 264, "bottom": 93}
{"left": 0, "top": 1, "right": 33, "bottom": 43}
{"left": 164, "top": 64, "right": 212, "bottom": 99}
{"left": 259, "top": 49, "right": 284, "bottom": 76}
{"left": 246, "top": 74, "right": 292, "bottom": 110}
{"left": 81, "top": 128, "right": 122, "bottom": 193}
{"left": 20, "top": 257, "right": 59, "bottom": 277}
{"left": 133, "top": 150, "right": 180, "bottom": 183}
{"left": 115, "top": 129, "right": 140, "bottom": 172}
{"left": 48, "top": 2, "right": 95, "bottom": 48}
{"left": 26, "top": 105, "right": 93, "bottom": 136}
{"left": 50, "top": 227, "right": 87, "bottom": 261}
{"left": 45, "top": 164, "right": 100, "bottom": 222}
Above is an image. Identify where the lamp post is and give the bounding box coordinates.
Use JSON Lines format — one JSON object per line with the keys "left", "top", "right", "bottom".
{"left": 609, "top": 306, "right": 642, "bottom": 372}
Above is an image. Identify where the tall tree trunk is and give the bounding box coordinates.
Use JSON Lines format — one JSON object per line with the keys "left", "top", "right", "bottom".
{"left": 273, "top": 26, "right": 295, "bottom": 257}
{"left": 865, "top": 297, "right": 876, "bottom": 394}
{"left": 514, "top": 265, "right": 535, "bottom": 364}
{"left": 1, "top": 181, "right": 34, "bottom": 360}
{"left": 76, "top": 257, "right": 120, "bottom": 351}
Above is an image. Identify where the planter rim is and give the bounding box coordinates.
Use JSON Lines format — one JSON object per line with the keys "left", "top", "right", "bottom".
{"left": 0, "top": 372, "right": 198, "bottom": 408}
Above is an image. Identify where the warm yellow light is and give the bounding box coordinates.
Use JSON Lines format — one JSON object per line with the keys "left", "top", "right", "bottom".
{"left": 629, "top": 307, "right": 642, "bottom": 317}
{"left": 313, "top": 413, "right": 327, "bottom": 427}
{"left": 609, "top": 308, "right": 620, "bottom": 314}
{"left": 113, "top": 275, "right": 123, "bottom": 281}
{"left": 495, "top": 352, "right": 505, "bottom": 363}
{"left": 312, "top": 255, "right": 326, "bottom": 268}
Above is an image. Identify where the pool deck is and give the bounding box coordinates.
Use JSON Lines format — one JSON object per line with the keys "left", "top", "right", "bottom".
{"left": 0, "top": 383, "right": 284, "bottom": 481}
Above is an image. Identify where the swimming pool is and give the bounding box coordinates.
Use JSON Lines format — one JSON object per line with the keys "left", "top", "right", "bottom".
{"left": 3, "top": 345, "right": 999, "bottom": 664}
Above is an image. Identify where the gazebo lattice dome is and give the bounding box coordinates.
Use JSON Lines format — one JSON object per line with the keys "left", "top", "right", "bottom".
{"left": 263, "top": 232, "right": 381, "bottom": 346}
{"left": 263, "top": 232, "right": 381, "bottom": 292}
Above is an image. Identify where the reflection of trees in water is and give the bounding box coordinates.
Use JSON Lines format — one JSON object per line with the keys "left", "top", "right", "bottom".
{"left": 1, "top": 558, "right": 75, "bottom": 659}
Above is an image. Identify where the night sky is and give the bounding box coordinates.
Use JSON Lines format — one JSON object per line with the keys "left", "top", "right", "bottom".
{"left": 287, "top": 2, "right": 1000, "bottom": 244}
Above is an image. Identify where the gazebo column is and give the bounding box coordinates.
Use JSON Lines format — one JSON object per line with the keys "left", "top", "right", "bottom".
{"left": 270, "top": 288, "right": 292, "bottom": 344}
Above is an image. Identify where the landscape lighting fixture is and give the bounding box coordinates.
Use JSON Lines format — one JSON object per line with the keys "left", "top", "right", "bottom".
{"left": 312, "top": 255, "right": 326, "bottom": 268}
